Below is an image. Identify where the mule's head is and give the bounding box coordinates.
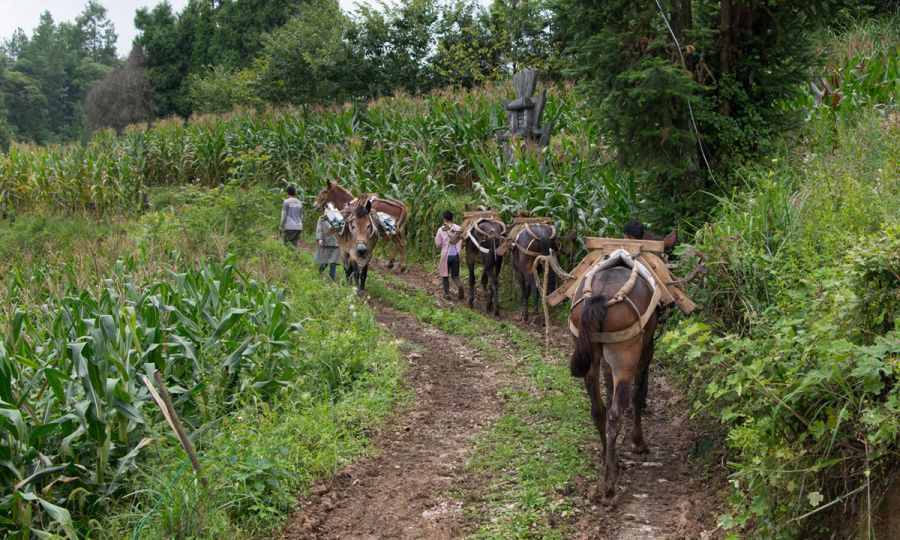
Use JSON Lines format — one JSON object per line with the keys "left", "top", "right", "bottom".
{"left": 344, "top": 199, "right": 379, "bottom": 263}
{"left": 624, "top": 219, "right": 678, "bottom": 254}
{"left": 314, "top": 180, "right": 334, "bottom": 212}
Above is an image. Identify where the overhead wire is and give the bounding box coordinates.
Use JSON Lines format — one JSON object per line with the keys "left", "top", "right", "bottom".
{"left": 651, "top": 0, "right": 719, "bottom": 186}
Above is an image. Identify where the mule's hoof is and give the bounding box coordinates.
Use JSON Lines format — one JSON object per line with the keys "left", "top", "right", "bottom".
{"left": 386, "top": 261, "right": 394, "bottom": 269}
{"left": 602, "top": 487, "right": 619, "bottom": 507}
{"left": 468, "top": 300, "right": 474, "bottom": 308}
{"left": 400, "top": 266, "right": 408, "bottom": 273}
{"left": 633, "top": 441, "right": 650, "bottom": 455}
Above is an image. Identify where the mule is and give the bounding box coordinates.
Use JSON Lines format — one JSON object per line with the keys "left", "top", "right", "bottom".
{"left": 568, "top": 229, "right": 676, "bottom": 502}
{"left": 464, "top": 218, "right": 506, "bottom": 317}
{"left": 315, "top": 180, "right": 409, "bottom": 272}
{"left": 510, "top": 222, "right": 559, "bottom": 322}
{"left": 337, "top": 199, "right": 380, "bottom": 290}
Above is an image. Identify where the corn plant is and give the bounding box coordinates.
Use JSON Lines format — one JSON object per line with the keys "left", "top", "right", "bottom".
{"left": 0, "top": 257, "right": 302, "bottom": 537}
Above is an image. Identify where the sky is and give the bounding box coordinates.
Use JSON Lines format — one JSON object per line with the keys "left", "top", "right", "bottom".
{"left": 0, "top": 0, "right": 374, "bottom": 58}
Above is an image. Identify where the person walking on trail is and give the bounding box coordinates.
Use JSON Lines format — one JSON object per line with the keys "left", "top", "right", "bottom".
{"left": 280, "top": 186, "right": 303, "bottom": 248}
{"left": 435, "top": 210, "right": 464, "bottom": 300}
{"left": 314, "top": 213, "right": 340, "bottom": 281}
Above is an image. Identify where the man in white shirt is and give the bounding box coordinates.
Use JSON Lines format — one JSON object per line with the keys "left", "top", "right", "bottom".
{"left": 280, "top": 186, "right": 304, "bottom": 248}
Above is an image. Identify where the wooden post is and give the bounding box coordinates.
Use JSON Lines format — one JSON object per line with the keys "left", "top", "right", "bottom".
{"left": 143, "top": 372, "right": 208, "bottom": 488}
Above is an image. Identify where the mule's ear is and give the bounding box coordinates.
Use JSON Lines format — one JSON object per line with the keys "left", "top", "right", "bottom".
{"left": 326, "top": 180, "right": 333, "bottom": 188}
{"left": 365, "top": 199, "right": 373, "bottom": 214}
{"left": 663, "top": 230, "right": 678, "bottom": 251}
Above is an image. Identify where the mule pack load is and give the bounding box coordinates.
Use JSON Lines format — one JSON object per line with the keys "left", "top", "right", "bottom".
{"left": 498, "top": 216, "right": 557, "bottom": 257}
{"left": 324, "top": 203, "right": 345, "bottom": 229}
{"left": 547, "top": 236, "right": 697, "bottom": 316}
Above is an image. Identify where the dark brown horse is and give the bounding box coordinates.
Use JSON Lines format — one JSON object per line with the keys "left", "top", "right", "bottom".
{"left": 336, "top": 199, "right": 380, "bottom": 290}
{"left": 315, "top": 180, "right": 409, "bottom": 271}
{"left": 568, "top": 230, "right": 676, "bottom": 502}
{"left": 510, "top": 222, "right": 560, "bottom": 322}
{"left": 465, "top": 218, "right": 506, "bottom": 317}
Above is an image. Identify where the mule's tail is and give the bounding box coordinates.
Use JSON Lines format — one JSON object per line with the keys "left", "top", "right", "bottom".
{"left": 484, "top": 235, "right": 500, "bottom": 273}
{"left": 570, "top": 294, "right": 607, "bottom": 377}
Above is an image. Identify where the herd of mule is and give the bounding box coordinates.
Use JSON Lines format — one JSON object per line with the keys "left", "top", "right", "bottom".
{"left": 313, "top": 179, "right": 695, "bottom": 503}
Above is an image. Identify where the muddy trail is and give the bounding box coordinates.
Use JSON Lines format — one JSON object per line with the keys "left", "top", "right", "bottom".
{"left": 284, "top": 302, "right": 512, "bottom": 539}
{"left": 285, "top": 247, "right": 722, "bottom": 539}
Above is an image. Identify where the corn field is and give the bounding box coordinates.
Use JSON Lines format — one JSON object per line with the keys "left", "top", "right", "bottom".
{"left": 0, "top": 257, "right": 304, "bottom": 535}
{"left": 0, "top": 83, "right": 636, "bottom": 257}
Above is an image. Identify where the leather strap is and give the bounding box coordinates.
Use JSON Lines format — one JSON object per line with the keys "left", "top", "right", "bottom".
{"left": 568, "top": 284, "right": 661, "bottom": 343}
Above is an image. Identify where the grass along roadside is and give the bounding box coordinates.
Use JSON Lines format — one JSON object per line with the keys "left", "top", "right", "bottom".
{"left": 366, "top": 272, "right": 597, "bottom": 538}
{"left": 0, "top": 190, "right": 409, "bottom": 539}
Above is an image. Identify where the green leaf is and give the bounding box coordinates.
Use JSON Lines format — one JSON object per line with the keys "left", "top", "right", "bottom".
{"left": 20, "top": 492, "right": 79, "bottom": 539}
{"left": 0, "top": 401, "right": 25, "bottom": 441}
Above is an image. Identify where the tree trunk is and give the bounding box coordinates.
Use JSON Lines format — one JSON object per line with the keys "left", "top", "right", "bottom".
{"left": 719, "top": 0, "right": 733, "bottom": 117}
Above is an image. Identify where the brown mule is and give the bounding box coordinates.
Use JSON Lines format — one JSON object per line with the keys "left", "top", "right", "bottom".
{"left": 464, "top": 218, "right": 506, "bottom": 317}
{"left": 336, "top": 199, "right": 380, "bottom": 290}
{"left": 315, "top": 180, "right": 409, "bottom": 272}
{"left": 510, "top": 222, "right": 560, "bottom": 322}
{"left": 567, "top": 226, "right": 676, "bottom": 503}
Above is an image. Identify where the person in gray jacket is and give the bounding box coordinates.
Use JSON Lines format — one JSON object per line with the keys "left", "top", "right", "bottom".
{"left": 314, "top": 213, "right": 340, "bottom": 280}
{"left": 280, "top": 186, "right": 303, "bottom": 248}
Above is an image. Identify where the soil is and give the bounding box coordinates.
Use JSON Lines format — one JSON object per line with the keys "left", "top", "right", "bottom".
{"left": 282, "top": 303, "right": 511, "bottom": 539}
{"left": 283, "top": 248, "right": 723, "bottom": 539}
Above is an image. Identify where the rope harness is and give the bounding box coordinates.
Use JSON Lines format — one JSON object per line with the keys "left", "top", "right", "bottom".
{"left": 567, "top": 252, "right": 662, "bottom": 344}
{"left": 467, "top": 218, "right": 507, "bottom": 254}
{"left": 513, "top": 223, "right": 558, "bottom": 257}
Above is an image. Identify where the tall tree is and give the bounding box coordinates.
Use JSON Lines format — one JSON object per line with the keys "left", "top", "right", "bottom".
{"left": 75, "top": 0, "right": 118, "bottom": 65}
{"left": 0, "top": 5, "right": 117, "bottom": 143}
{"left": 85, "top": 45, "right": 153, "bottom": 133}
{"left": 135, "top": 2, "right": 191, "bottom": 118}
{"left": 255, "top": 0, "right": 359, "bottom": 105}
{"left": 558, "top": 0, "right": 846, "bottom": 224}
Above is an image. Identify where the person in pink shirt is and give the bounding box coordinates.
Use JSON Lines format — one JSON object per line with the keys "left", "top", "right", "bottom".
{"left": 435, "top": 210, "right": 464, "bottom": 300}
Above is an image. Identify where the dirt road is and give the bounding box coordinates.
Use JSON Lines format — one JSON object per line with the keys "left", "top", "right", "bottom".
{"left": 283, "top": 254, "right": 721, "bottom": 539}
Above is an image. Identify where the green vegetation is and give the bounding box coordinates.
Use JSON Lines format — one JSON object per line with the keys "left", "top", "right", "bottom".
{"left": 0, "top": 2, "right": 119, "bottom": 147}
{"left": 367, "top": 274, "right": 596, "bottom": 538}
{"left": 0, "top": 187, "right": 406, "bottom": 538}
{"left": 661, "top": 22, "right": 899, "bottom": 539}
{"left": 0, "top": 84, "right": 639, "bottom": 263}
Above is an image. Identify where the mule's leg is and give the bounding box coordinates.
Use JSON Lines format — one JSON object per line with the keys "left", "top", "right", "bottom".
{"left": 525, "top": 271, "right": 543, "bottom": 324}
{"left": 602, "top": 342, "right": 640, "bottom": 501}
{"left": 343, "top": 256, "right": 353, "bottom": 285}
{"left": 604, "top": 377, "right": 632, "bottom": 501}
{"left": 467, "top": 260, "right": 476, "bottom": 308}
{"left": 397, "top": 233, "right": 408, "bottom": 273}
{"left": 584, "top": 362, "right": 607, "bottom": 456}
{"left": 483, "top": 268, "right": 492, "bottom": 312}
{"left": 385, "top": 235, "right": 398, "bottom": 270}
{"left": 489, "top": 265, "right": 500, "bottom": 317}
{"left": 631, "top": 340, "right": 654, "bottom": 454}
{"left": 360, "top": 264, "right": 369, "bottom": 290}
{"left": 494, "top": 259, "right": 503, "bottom": 316}
{"left": 517, "top": 270, "right": 529, "bottom": 322}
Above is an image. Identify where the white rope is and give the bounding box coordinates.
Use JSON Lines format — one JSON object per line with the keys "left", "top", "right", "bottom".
{"left": 651, "top": 0, "right": 718, "bottom": 186}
